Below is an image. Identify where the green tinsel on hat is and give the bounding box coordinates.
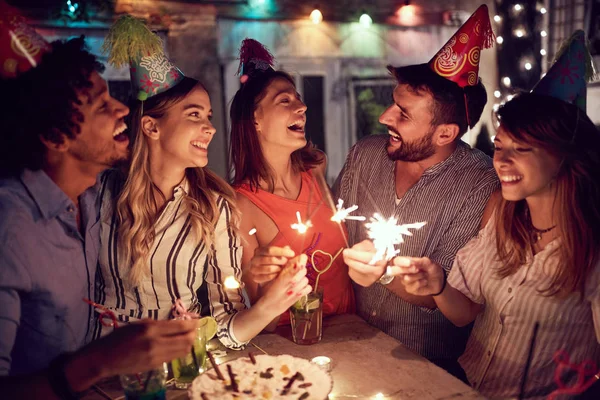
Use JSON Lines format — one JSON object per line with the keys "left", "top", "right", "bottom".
{"left": 101, "top": 15, "right": 164, "bottom": 68}
{"left": 101, "top": 14, "right": 184, "bottom": 101}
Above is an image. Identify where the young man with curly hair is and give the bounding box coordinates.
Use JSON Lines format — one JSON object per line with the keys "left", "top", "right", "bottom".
{"left": 0, "top": 24, "right": 199, "bottom": 399}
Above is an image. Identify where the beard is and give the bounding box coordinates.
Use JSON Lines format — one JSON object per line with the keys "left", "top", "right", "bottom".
{"left": 387, "top": 126, "right": 436, "bottom": 162}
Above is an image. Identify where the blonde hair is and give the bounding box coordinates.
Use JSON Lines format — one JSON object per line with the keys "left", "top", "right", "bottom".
{"left": 115, "top": 77, "right": 238, "bottom": 286}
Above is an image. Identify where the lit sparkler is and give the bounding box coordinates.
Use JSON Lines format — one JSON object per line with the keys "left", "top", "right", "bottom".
{"left": 365, "top": 214, "right": 426, "bottom": 264}
{"left": 291, "top": 211, "right": 312, "bottom": 234}
{"left": 330, "top": 199, "right": 366, "bottom": 223}
{"left": 224, "top": 276, "right": 241, "bottom": 289}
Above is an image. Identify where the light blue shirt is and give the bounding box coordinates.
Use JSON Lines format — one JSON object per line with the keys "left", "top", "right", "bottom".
{"left": 0, "top": 169, "right": 100, "bottom": 375}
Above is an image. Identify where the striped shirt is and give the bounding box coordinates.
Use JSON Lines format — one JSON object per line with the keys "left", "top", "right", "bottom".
{"left": 333, "top": 134, "right": 499, "bottom": 360}
{"left": 93, "top": 171, "right": 247, "bottom": 349}
{"left": 449, "top": 217, "right": 600, "bottom": 399}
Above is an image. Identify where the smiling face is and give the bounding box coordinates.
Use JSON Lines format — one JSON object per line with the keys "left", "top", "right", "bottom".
{"left": 379, "top": 84, "right": 437, "bottom": 162}
{"left": 153, "top": 85, "right": 215, "bottom": 169}
{"left": 493, "top": 125, "right": 561, "bottom": 202}
{"left": 254, "top": 77, "right": 307, "bottom": 153}
{"left": 64, "top": 71, "right": 130, "bottom": 171}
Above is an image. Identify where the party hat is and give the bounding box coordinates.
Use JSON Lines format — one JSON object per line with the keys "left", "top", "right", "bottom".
{"left": 428, "top": 4, "right": 495, "bottom": 88}
{"left": 532, "top": 30, "right": 597, "bottom": 111}
{"left": 236, "top": 38, "right": 275, "bottom": 84}
{"left": 102, "top": 15, "right": 184, "bottom": 101}
{"left": 0, "top": 1, "right": 51, "bottom": 78}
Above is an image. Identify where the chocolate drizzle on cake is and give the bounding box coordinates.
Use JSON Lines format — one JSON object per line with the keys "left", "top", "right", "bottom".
{"left": 226, "top": 364, "right": 239, "bottom": 392}
{"left": 260, "top": 367, "right": 274, "bottom": 379}
{"left": 298, "top": 393, "right": 309, "bottom": 400}
{"left": 281, "top": 372, "right": 302, "bottom": 395}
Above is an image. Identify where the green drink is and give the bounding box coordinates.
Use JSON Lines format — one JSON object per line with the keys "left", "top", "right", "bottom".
{"left": 172, "top": 334, "right": 207, "bottom": 389}
{"left": 289, "top": 289, "right": 323, "bottom": 345}
{"left": 120, "top": 366, "right": 167, "bottom": 400}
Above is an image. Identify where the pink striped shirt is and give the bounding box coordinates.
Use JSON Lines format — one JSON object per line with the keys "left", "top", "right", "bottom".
{"left": 448, "top": 218, "right": 600, "bottom": 399}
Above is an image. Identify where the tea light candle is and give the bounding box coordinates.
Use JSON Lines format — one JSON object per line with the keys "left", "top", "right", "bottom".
{"left": 311, "top": 356, "right": 331, "bottom": 372}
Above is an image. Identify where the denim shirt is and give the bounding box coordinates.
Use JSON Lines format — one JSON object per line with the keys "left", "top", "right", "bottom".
{"left": 0, "top": 169, "right": 100, "bottom": 375}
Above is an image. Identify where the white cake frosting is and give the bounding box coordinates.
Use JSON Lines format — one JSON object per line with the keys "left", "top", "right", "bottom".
{"left": 188, "top": 354, "right": 333, "bottom": 400}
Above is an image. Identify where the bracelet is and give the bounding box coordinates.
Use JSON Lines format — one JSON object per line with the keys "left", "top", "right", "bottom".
{"left": 47, "top": 353, "right": 81, "bottom": 400}
{"left": 431, "top": 268, "right": 447, "bottom": 297}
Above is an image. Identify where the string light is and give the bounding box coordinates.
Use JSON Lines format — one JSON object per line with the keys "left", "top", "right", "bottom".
{"left": 524, "top": 62, "right": 532, "bottom": 70}
{"left": 540, "top": 30, "right": 547, "bottom": 37}
{"left": 310, "top": 8, "right": 323, "bottom": 24}
{"left": 493, "top": 15, "right": 501, "bottom": 22}
{"left": 66, "top": 0, "right": 79, "bottom": 15}
{"left": 496, "top": 36, "right": 504, "bottom": 44}
{"left": 540, "top": 7, "right": 547, "bottom": 14}
{"left": 540, "top": 49, "right": 547, "bottom": 56}
{"left": 507, "top": 94, "right": 514, "bottom": 101}
{"left": 514, "top": 4, "right": 523, "bottom": 12}
{"left": 359, "top": 13, "right": 373, "bottom": 27}
{"left": 514, "top": 29, "right": 525, "bottom": 38}
{"left": 502, "top": 77, "right": 511, "bottom": 87}
{"left": 494, "top": 90, "right": 501, "bottom": 98}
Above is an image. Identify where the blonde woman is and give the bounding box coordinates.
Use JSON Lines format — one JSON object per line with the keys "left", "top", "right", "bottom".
{"left": 93, "top": 18, "right": 311, "bottom": 349}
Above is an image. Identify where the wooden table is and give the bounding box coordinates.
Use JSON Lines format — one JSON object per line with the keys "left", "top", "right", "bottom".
{"left": 83, "top": 314, "right": 485, "bottom": 399}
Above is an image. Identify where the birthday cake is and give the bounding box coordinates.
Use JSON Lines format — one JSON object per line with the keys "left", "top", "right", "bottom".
{"left": 188, "top": 354, "right": 333, "bottom": 400}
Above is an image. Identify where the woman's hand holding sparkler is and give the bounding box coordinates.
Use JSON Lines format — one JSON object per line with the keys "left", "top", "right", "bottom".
{"left": 393, "top": 256, "right": 446, "bottom": 296}
{"left": 342, "top": 240, "right": 388, "bottom": 287}
{"left": 256, "top": 254, "right": 312, "bottom": 316}
{"left": 249, "top": 245, "right": 296, "bottom": 283}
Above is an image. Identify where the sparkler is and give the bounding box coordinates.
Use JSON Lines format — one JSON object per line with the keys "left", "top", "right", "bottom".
{"left": 291, "top": 211, "right": 312, "bottom": 234}
{"left": 330, "top": 199, "right": 366, "bottom": 223}
{"left": 365, "top": 214, "right": 426, "bottom": 264}
{"left": 224, "top": 276, "right": 241, "bottom": 290}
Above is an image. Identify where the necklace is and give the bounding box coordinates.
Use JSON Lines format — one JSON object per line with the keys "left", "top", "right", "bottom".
{"left": 530, "top": 224, "right": 556, "bottom": 243}
{"left": 525, "top": 208, "right": 556, "bottom": 243}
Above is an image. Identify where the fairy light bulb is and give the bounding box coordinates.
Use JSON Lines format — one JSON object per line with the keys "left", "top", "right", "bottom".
{"left": 496, "top": 36, "right": 504, "bottom": 44}
{"left": 310, "top": 8, "right": 323, "bottom": 24}
{"left": 359, "top": 13, "right": 373, "bottom": 27}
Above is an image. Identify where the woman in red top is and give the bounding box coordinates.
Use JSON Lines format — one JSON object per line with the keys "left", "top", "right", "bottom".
{"left": 229, "top": 39, "right": 355, "bottom": 327}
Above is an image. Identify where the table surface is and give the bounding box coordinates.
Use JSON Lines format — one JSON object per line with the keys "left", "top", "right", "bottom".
{"left": 83, "top": 314, "right": 486, "bottom": 399}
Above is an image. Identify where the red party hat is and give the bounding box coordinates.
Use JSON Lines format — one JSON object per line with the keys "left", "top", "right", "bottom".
{"left": 428, "top": 4, "right": 495, "bottom": 88}
{"left": 0, "top": 1, "right": 51, "bottom": 78}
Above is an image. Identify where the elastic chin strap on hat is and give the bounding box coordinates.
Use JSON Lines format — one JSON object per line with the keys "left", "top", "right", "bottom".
{"left": 463, "top": 90, "right": 471, "bottom": 130}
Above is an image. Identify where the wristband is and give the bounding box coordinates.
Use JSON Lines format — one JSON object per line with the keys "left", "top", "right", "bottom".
{"left": 47, "top": 353, "right": 81, "bottom": 400}
{"left": 431, "top": 268, "right": 447, "bottom": 296}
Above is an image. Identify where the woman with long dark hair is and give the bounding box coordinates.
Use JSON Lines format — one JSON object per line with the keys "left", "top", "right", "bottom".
{"left": 229, "top": 39, "right": 354, "bottom": 328}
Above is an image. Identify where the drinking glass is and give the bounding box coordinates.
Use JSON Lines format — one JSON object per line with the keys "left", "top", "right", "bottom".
{"left": 289, "top": 288, "right": 324, "bottom": 345}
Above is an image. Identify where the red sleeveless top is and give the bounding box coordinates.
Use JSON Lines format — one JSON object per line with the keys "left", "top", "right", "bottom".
{"left": 236, "top": 171, "right": 355, "bottom": 325}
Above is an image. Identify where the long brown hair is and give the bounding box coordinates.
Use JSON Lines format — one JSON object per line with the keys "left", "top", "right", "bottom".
{"left": 116, "top": 77, "right": 237, "bottom": 286}
{"left": 229, "top": 70, "right": 324, "bottom": 192}
{"left": 494, "top": 92, "right": 600, "bottom": 296}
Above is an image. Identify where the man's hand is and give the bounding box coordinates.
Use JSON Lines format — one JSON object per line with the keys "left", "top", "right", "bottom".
{"left": 342, "top": 240, "right": 387, "bottom": 287}
{"left": 393, "top": 256, "right": 446, "bottom": 296}
{"left": 66, "top": 319, "right": 199, "bottom": 390}
{"left": 249, "top": 245, "right": 295, "bottom": 284}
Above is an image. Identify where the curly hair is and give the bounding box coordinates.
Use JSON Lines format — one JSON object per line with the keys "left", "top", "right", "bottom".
{"left": 0, "top": 36, "right": 103, "bottom": 177}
